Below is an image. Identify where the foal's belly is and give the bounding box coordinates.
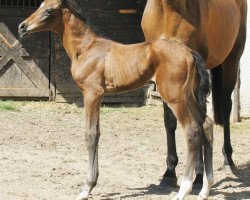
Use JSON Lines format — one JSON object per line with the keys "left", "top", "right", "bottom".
{"left": 104, "top": 44, "right": 155, "bottom": 93}
{"left": 104, "top": 66, "right": 154, "bottom": 93}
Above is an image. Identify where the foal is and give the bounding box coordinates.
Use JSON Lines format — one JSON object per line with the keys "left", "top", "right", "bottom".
{"left": 19, "top": 0, "right": 213, "bottom": 199}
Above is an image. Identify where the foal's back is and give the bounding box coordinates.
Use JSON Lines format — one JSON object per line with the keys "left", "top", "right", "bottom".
{"left": 103, "top": 38, "right": 194, "bottom": 94}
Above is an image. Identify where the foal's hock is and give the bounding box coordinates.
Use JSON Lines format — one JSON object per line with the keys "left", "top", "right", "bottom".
{"left": 19, "top": 1, "right": 213, "bottom": 200}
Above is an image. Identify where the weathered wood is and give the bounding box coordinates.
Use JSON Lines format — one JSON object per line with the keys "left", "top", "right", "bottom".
{"left": 0, "top": 88, "right": 49, "bottom": 97}
{"left": 65, "top": 0, "right": 146, "bottom": 10}
{"left": 0, "top": 11, "right": 50, "bottom": 98}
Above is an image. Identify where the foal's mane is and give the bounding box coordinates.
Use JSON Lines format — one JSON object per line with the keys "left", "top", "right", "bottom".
{"left": 62, "top": 0, "right": 89, "bottom": 22}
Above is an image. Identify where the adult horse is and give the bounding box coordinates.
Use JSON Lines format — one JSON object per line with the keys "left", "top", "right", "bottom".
{"left": 141, "top": 0, "right": 247, "bottom": 185}
{"left": 18, "top": 0, "right": 213, "bottom": 199}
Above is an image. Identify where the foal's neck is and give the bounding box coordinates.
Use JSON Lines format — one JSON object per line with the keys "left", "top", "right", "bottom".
{"left": 61, "top": 9, "right": 97, "bottom": 60}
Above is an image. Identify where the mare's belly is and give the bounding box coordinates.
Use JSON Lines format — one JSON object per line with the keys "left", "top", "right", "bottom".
{"left": 204, "top": 0, "right": 241, "bottom": 68}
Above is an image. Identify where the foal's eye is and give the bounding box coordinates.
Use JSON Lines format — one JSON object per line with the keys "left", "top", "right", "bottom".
{"left": 45, "top": 9, "right": 54, "bottom": 16}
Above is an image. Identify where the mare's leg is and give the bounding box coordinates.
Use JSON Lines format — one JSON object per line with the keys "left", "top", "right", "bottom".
{"left": 161, "top": 102, "right": 178, "bottom": 186}
{"left": 198, "top": 117, "right": 214, "bottom": 200}
{"left": 212, "top": 14, "right": 246, "bottom": 166}
{"left": 76, "top": 89, "right": 104, "bottom": 200}
{"left": 221, "top": 37, "right": 245, "bottom": 166}
{"left": 220, "top": 59, "right": 240, "bottom": 166}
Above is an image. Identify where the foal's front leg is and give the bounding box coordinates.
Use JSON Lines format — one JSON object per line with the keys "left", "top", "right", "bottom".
{"left": 76, "top": 88, "right": 104, "bottom": 200}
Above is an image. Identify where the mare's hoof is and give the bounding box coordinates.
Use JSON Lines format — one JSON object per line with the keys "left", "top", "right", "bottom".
{"left": 193, "top": 174, "right": 203, "bottom": 190}
{"left": 223, "top": 156, "right": 235, "bottom": 166}
{"left": 159, "top": 176, "right": 178, "bottom": 188}
{"left": 218, "top": 164, "right": 237, "bottom": 173}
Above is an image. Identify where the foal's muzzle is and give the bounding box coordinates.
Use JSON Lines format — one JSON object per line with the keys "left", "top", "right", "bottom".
{"left": 18, "top": 22, "right": 28, "bottom": 38}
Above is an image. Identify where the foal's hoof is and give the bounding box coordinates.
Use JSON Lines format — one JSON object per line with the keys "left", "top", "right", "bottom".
{"left": 75, "top": 193, "right": 89, "bottom": 200}
{"left": 197, "top": 197, "right": 208, "bottom": 200}
{"left": 159, "top": 176, "right": 178, "bottom": 188}
{"left": 197, "top": 194, "right": 208, "bottom": 200}
{"left": 193, "top": 174, "right": 203, "bottom": 190}
{"left": 172, "top": 195, "right": 183, "bottom": 200}
{"left": 75, "top": 196, "right": 88, "bottom": 200}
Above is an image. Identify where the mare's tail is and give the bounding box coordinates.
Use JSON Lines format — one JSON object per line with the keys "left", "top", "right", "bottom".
{"left": 211, "top": 66, "right": 223, "bottom": 125}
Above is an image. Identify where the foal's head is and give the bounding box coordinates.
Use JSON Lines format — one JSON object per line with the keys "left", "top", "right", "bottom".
{"left": 19, "top": 0, "right": 63, "bottom": 37}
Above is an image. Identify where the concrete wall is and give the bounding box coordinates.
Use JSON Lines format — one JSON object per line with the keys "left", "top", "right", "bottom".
{"left": 240, "top": 2, "right": 250, "bottom": 117}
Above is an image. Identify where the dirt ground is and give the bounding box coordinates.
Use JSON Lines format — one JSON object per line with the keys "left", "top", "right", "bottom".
{"left": 0, "top": 102, "right": 249, "bottom": 200}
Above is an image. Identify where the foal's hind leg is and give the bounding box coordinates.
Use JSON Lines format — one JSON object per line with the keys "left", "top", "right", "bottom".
{"left": 166, "top": 103, "right": 201, "bottom": 200}
{"left": 76, "top": 88, "right": 104, "bottom": 200}
{"left": 162, "top": 103, "right": 204, "bottom": 187}
{"left": 198, "top": 117, "right": 214, "bottom": 200}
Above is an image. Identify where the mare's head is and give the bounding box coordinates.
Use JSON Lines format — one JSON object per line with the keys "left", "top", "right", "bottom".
{"left": 18, "top": 0, "right": 64, "bottom": 37}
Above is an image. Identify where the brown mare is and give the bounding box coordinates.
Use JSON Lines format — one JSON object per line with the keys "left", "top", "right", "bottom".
{"left": 141, "top": 0, "right": 247, "bottom": 186}
{"left": 19, "top": 0, "right": 213, "bottom": 199}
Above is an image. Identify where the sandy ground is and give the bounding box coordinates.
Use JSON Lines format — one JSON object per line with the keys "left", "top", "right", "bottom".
{"left": 0, "top": 102, "right": 249, "bottom": 200}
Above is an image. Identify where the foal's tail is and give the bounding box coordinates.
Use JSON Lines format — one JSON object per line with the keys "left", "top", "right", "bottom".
{"left": 191, "top": 51, "right": 210, "bottom": 113}
{"left": 191, "top": 51, "right": 211, "bottom": 148}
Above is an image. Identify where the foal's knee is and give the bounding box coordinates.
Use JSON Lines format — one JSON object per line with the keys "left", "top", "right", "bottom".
{"left": 186, "top": 123, "right": 200, "bottom": 151}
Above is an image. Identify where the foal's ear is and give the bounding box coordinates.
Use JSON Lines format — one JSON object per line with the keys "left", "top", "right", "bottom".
{"left": 60, "top": 0, "right": 68, "bottom": 7}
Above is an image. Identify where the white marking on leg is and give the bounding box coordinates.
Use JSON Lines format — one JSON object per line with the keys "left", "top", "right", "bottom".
{"left": 75, "top": 188, "right": 90, "bottom": 200}
{"left": 174, "top": 123, "right": 199, "bottom": 200}
{"left": 198, "top": 117, "right": 214, "bottom": 200}
{"left": 174, "top": 178, "right": 193, "bottom": 200}
{"left": 198, "top": 172, "right": 214, "bottom": 200}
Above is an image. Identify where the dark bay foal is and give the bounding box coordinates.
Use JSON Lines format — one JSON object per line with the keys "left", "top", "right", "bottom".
{"left": 19, "top": 0, "right": 213, "bottom": 199}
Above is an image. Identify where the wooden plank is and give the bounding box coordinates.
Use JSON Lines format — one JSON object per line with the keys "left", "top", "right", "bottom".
{"left": 0, "top": 54, "right": 10, "bottom": 71}
{"left": 0, "top": 88, "right": 50, "bottom": 97}
{"left": 0, "top": 46, "right": 4, "bottom": 56}
{"left": 49, "top": 33, "right": 56, "bottom": 101}
{"left": 56, "top": 94, "right": 144, "bottom": 104}
{"left": 0, "top": 10, "right": 51, "bottom": 98}
{"left": 56, "top": 89, "right": 146, "bottom": 97}
{"left": 66, "top": 0, "right": 146, "bottom": 10}
{"left": 0, "top": 8, "right": 37, "bottom": 17}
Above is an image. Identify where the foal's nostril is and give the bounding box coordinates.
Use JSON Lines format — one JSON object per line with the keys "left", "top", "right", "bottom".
{"left": 18, "top": 22, "right": 28, "bottom": 38}
{"left": 19, "top": 22, "right": 27, "bottom": 30}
